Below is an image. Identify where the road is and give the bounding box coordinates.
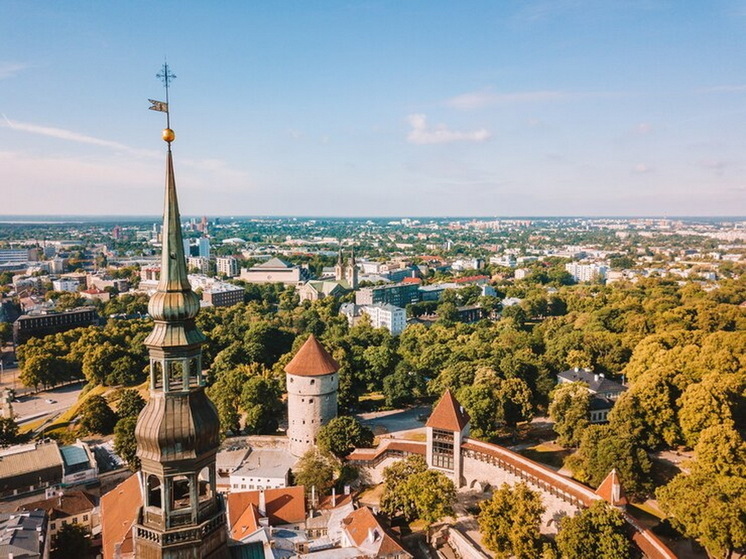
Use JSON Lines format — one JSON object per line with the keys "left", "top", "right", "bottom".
{"left": 0, "top": 356, "right": 84, "bottom": 426}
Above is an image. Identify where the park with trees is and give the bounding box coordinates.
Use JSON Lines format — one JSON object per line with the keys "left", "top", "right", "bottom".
{"left": 7, "top": 264, "right": 745, "bottom": 556}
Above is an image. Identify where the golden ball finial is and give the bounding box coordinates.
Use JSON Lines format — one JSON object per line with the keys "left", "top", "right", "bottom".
{"left": 162, "top": 128, "right": 175, "bottom": 143}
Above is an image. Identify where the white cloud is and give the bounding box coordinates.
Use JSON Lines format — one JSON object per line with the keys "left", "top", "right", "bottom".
{"left": 445, "top": 89, "right": 564, "bottom": 110}
{"left": 700, "top": 84, "right": 746, "bottom": 93}
{"left": 636, "top": 122, "right": 652, "bottom": 135}
{"left": 0, "top": 63, "right": 27, "bottom": 80}
{"left": 632, "top": 163, "right": 653, "bottom": 174}
{"left": 406, "top": 114, "right": 491, "bottom": 145}
{"left": 0, "top": 115, "right": 155, "bottom": 157}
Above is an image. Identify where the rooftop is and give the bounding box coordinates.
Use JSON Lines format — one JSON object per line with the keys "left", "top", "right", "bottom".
{"left": 232, "top": 448, "right": 297, "bottom": 480}
{"left": 426, "top": 389, "right": 470, "bottom": 432}
{"left": 558, "top": 368, "right": 627, "bottom": 394}
{"left": 285, "top": 335, "right": 339, "bottom": 377}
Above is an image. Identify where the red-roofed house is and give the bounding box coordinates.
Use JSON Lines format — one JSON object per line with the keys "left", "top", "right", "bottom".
{"left": 341, "top": 506, "right": 411, "bottom": 558}
{"left": 227, "top": 486, "right": 307, "bottom": 541}
{"left": 426, "top": 389, "right": 470, "bottom": 487}
{"left": 101, "top": 474, "right": 142, "bottom": 559}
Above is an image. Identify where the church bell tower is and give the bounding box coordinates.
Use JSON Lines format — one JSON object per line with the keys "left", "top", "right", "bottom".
{"left": 133, "top": 64, "right": 229, "bottom": 559}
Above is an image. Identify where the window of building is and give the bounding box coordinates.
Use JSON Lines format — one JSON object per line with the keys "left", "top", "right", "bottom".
{"left": 147, "top": 475, "right": 162, "bottom": 509}
{"left": 431, "top": 429, "right": 454, "bottom": 470}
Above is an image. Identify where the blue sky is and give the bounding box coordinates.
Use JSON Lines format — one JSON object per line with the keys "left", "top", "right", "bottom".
{"left": 2, "top": 1, "right": 746, "bottom": 216}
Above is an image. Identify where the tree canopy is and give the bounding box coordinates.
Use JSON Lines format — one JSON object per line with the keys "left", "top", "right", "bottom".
{"left": 478, "top": 482, "right": 545, "bottom": 559}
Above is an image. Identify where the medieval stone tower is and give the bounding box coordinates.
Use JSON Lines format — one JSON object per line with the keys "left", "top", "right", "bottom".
{"left": 285, "top": 335, "right": 340, "bottom": 457}
{"left": 133, "top": 119, "right": 229, "bottom": 558}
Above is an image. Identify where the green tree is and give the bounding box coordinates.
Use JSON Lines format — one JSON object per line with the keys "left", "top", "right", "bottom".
{"left": 608, "top": 371, "right": 681, "bottom": 449}
{"left": 240, "top": 375, "right": 283, "bottom": 435}
{"left": 677, "top": 373, "right": 745, "bottom": 448}
{"left": 565, "top": 350, "right": 592, "bottom": 370}
{"left": 294, "top": 449, "right": 337, "bottom": 496}
{"left": 380, "top": 455, "right": 428, "bottom": 520}
{"left": 548, "top": 382, "right": 590, "bottom": 447}
{"left": 0, "top": 417, "right": 19, "bottom": 446}
{"left": 566, "top": 425, "right": 653, "bottom": 499}
{"left": 51, "top": 523, "right": 90, "bottom": 559}
{"left": 657, "top": 471, "right": 746, "bottom": 559}
{"left": 113, "top": 416, "right": 140, "bottom": 471}
{"left": 693, "top": 421, "right": 746, "bottom": 477}
{"left": 495, "top": 377, "right": 534, "bottom": 430}
{"left": 555, "top": 500, "right": 631, "bottom": 559}
{"left": 316, "top": 416, "right": 374, "bottom": 458}
{"left": 478, "top": 482, "right": 545, "bottom": 559}
{"left": 116, "top": 388, "right": 145, "bottom": 419}
{"left": 78, "top": 395, "right": 117, "bottom": 435}
{"left": 0, "top": 322, "right": 12, "bottom": 345}
{"left": 401, "top": 469, "right": 455, "bottom": 528}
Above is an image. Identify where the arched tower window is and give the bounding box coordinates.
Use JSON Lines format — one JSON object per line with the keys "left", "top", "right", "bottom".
{"left": 152, "top": 361, "right": 163, "bottom": 390}
{"left": 198, "top": 466, "right": 213, "bottom": 503}
{"left": 171, "top": 475, "right": 192, "bottom": 510}
{"left": 147, "top": 475, "right": 162, "bottom": 509}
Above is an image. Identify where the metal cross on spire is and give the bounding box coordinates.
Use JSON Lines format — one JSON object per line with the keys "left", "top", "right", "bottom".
{"left": 149, "top": 61, "right": 176, "bottom": 131}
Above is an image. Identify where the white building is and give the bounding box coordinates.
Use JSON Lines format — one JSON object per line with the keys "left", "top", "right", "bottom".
{"left": 361, "top": 303, "right": 407, "bottom": 335}
{"left": 216, "top": 256, "right": 239, "bottom": 278}
{"left": 187, "top": 256, "right": 211, "bottom": 275}
{"left": 229, "top": 449, "right": 296, "bottom": 491}
{"left": 52, "top": 279, "right": 81, "bottom": 293}
{"left": 565, "top": 262, "right": 608, "bottom": 283}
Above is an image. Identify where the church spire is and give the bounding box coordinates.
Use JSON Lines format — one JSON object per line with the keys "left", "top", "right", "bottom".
{"left": 134, "top": 64, "right": 228, "bottom": 559}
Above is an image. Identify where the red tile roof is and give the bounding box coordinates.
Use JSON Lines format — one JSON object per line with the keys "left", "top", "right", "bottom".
{"left": 17, "top": 490, "right": 96, "bottom": 519}
{"left": 230, "top": 502, "right": 261, "bottom": 540}
{"left": 342, "top": 506, "right": 409, "bottom": 557}
{"left": 285, "top": 335, "right": 340, "bottom": 377}
{"left": 101, "top": 473, "right": 141, "bottom": 559}
{"left": 426, "top": 389, "right": 470, "bottom": 432}
{"left": 596, "top": 469, "right": 628, "bottom": 507}
{"left": 228, "top": 486, "right": 307, "bottom": 530}
{"left": 401, "top": 277, "right": 422, "bottom": 284}
{"left": 454, "top": 275, "right": 490, "bottom": 283}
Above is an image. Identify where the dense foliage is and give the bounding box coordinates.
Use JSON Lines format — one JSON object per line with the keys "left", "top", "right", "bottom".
{"left": 477, "top": 482, "right": 545, "bottom": 559}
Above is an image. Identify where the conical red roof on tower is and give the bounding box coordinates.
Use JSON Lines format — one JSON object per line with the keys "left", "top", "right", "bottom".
{"left": 596, "top": 468, "right": 628, "bottom": 507}
{"left": 285, "top": 334, "right": 340, "bottom": 377}
{"left": 427, "top": 389, "right": 470, "bottom": 431}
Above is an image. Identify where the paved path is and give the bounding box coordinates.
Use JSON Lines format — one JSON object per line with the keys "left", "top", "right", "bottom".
{"left": 356, "top": 405, "right": 431, "bottom": 435}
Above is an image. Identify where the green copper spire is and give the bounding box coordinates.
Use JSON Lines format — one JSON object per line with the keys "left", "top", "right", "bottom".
{"left": 143, "top": 136, "right": 205, "bottom": 348}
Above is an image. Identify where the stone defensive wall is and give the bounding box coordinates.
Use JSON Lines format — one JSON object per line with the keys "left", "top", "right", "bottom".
{"left": 348, "top": 437, "right": 676, "bottom": 559}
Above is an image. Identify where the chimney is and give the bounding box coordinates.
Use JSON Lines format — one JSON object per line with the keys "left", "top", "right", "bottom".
{"left": 258, "top": 490, "right": 266, "bottom": 516}
{"left": 574, "top": 367, "right": 579, "bottom": 372}
{"left": 594, "top": 374, "right": 599, "bottom": 382}
{"left": 331, "top": 487, "right": 336, "bottom": 507}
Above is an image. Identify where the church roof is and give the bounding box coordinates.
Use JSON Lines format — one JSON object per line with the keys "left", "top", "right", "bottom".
{"left": 426, "top": 389, "right": 470, "bottom": 432}
{"left": 285, "top": 335, "right": 339, "bottom": 377}
{"left": 595, "top": 468, "right": 628, "bottom": 507}
{"left": 253, "top": 257, "right": 293, "bottom": 269}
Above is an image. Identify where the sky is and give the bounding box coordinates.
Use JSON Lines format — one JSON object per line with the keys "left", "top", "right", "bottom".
{"left": 2, "top": 1, "right": 746, "bottom": 217}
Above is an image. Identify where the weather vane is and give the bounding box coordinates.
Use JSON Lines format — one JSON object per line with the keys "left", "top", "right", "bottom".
{"left": 149, "top": 61, "right": 176, "bottom": 143}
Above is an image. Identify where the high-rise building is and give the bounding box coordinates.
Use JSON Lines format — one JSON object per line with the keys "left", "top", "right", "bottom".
{"left": 215, "top": 256, "right": 238, "bottom": 278}
{"left": 198, "top": 237, "right": 211, "bottom": 258}
{"left": 132, "top": 125, "right": 228, "bottom": 558}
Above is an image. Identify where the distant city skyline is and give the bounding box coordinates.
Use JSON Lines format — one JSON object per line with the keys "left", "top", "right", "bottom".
{"left": 3, "top": 1, "right": 746, "bottom": 216}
